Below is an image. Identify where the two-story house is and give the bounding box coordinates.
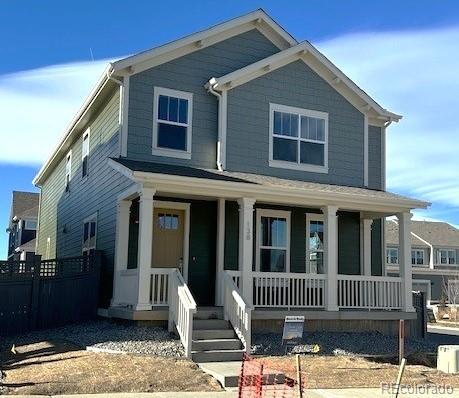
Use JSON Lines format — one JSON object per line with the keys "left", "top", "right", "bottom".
{"left": 386, "top": 219, "right": 459, "bottom": 305}
{"left": 6, "top": 191, "right": 39, "bottom": 261}
{"left": 33, "top": 10, "right": 428, "bottom": 361}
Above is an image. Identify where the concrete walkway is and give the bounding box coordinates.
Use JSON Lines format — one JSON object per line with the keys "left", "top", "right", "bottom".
{"left": 428, "top": 323, "right": 459, "bottom": 336}
{"left": 9, "top": 388, "right": 459, "bottom": 397}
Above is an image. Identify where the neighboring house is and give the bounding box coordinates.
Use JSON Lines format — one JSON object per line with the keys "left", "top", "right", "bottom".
{"left": 33, "top": 9, "right": 428, "bottom": 359}
{"left": 386, "top": 220, "right": 459, "bottom": 305}
{"left": 6, "top": 191, "right": 39, "bottom": 261}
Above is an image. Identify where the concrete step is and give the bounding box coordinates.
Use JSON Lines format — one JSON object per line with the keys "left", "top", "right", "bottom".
{"left": 193, "top": 329, "right": 236, "bottom": 340}
{"left": 192, "top": 338, "right": 242, "bottom": 351}
{"left": 194, "top": 307, "right": 223, "bottom": 320}
{"left": 192, "top": 349, "right": 245, "bottom": 363}
{"left": 193, "top": 319, "right": 231, "bottom": 330}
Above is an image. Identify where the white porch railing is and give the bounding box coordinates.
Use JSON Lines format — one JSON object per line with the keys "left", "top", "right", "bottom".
{"left": 226, "top": 270, "right": 241, "bottom": 288}
{"left": 252, "top": 272, "right": 326, "bottom": 308}
{"left": 223, "top": 272, "right": 252, "bottom": 351}
{"left": 150, "top": 268, "right": 172, "bottom": 306}
{"left": 168, "top": 268, "right": 197, "bottom": 358}
{"left": 337, "top": 275, "right": 403, "bottom": 310}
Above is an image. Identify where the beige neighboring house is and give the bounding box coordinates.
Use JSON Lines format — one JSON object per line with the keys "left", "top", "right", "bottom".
{"left": 386, "top": 219, "right": 459, "bottom": 305}
{"left": 6, "top": 191, "right": 39, "bottom": 261}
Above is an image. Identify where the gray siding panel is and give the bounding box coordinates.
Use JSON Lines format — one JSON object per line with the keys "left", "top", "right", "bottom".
{"left": 127, "top": 29, "right": 280, "bottom": 168}
{"left": 226, "top": 60, "right": 366, "bottom": 187}
{"left": 37, "top": 91, "right": 133, "bottom": 306}
{"left": 368, "top": 125, "right": 382, "bottom": 190}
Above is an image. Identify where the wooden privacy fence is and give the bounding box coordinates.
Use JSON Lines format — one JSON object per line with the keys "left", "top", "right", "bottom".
{"left": 0, "top": 251, "right": 102, "bottom": 336}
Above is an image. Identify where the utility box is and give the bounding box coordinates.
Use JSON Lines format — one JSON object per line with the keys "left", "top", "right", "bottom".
{"left": 437, "top": 345, "right": 459, "bottom": 373}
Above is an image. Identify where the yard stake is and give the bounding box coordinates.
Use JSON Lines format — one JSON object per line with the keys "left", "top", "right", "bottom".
{"left": 296, "top": 354, "right": 303, "bottom": 398}
{"left": 395, "top": 357, "right": 407, "bottom": 398}
{"left": 399, "top": 319, "right": 405, "bottom": 365}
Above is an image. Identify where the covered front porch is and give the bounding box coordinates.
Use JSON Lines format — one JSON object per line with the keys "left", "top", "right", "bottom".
{"left": 108, "top": 158, "right": 427, "bottom": 356}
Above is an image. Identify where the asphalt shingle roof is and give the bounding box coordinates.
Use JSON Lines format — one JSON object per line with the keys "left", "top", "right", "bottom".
{"left": 10, "top": 191, "right": 39, "bottom": 227}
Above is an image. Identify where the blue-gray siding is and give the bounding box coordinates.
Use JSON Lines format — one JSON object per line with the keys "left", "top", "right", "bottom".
{"left": 226, "top": 60, "right": 365, "bottom": 186}
{"left": 368, "top": 125, "right": 382, "bottom": 190}
{"left": 127, "top": 29, "right": 281, "bottom": 167}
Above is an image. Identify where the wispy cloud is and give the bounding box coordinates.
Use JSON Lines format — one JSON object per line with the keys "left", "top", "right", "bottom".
{"left": 0, "top": 60, "right": 109, "bottom": 165}
{"left": 318, "top": 26, "right": 459, "bottom": 224}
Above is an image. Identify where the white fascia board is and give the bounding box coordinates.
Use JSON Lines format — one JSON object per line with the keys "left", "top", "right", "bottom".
{"left": 107, "top": 161, "right": 428, "bottom": 212}
{"left": 112, "top": 9, "right": 296, "bottom": 76}
{"left": 33, "top": 64, "right": 114, "bottom": 186}
{"left": 211, "top": 41, "right": 402, "bottom": 123}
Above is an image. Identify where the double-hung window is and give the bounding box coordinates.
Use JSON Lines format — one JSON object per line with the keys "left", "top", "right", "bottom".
{"left": 306, "top": 214, "right": 324, "bottom": 274}
{"left": 386, "top": 248, "right": 399, "bottom": 265}
{"left": 153, "top": 87, "right": 192, "bottom": 159}
{"left": 82, "top": 128, "right": 90, "bottom": 178}
{"left": 411, "top": 249, "right": 425, "bottom": 266}
{"left": 438, "top": 249, "right": 457, "bottom": 265}
{"left": 82, "top": 214, "right": 97, "bottom": 256}
{"left": 270, "top": 103, "right": 328, "bottom": 173}
{"left": 256, "top": 209, "right": 290, "bottom": 272}
{"left": 65, "top": 151, "right": 72, "bottom": 192}
{"left": 24, "top": 219, "right": 37, "bottom": 230}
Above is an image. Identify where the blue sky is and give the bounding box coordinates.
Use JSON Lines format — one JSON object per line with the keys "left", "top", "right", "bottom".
{"left": 1, "top": 0, "right": 459, "bottom": 258}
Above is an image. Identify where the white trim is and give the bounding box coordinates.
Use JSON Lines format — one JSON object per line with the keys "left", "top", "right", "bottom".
{"left": 362, "top": 218, "right": 373, "bottom": 275}
{"left": 363, "top": 115, "right": 369, "bottom": 187}
{"left": 269, "top": 103, "right": 328, "bottom": 173}
{"left": 210, "top": 41, "right": 401, "bottom": 123}
{"left": 255, "top": 208, "right": 291, "bottom": 272}
{"left": 108, "top": 159, "right": 429, "bottom": 212}
{"left": 120, "top": 75, "right": 130, "bottom": 157}
{"left": 221, "top": 90, "right": 228, "bottom": 169}
{"left": 412, "top": 279, "right": 432, "bottom": 304}
{"left": 82, "top": 212, "right": 98, "bottom": 255}
{"left": 112, "top": 10, "right": 296, "bottom": 75}
{"left": 437, "top": 249, "right": 457, "bottom": 266}
{"left": 386, "top": 247, "right": 399, "bottom": 265}
{"left": 216, "top": 198, "right": 226, "bottom": 305}
{"left": 65, "top": 150, "right": 72, "bottom": 191}
{"left": 411, "top": 248, "right": 426, "bottom": 267}
{"left": 152, "top": 87, "right": 193, "bottom": 159}
{"left": 305, "top": 213, "right": 324, "bottom": 274}
{"left": 152, "top": 200, "right": 191, "bottom": 282}
{"left": 82, "top": 127, "right": 90, "bottom": 178}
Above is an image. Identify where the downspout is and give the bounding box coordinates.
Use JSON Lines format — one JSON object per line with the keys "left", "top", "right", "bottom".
{"left": 206, "top": 78, "right": 224, "bottom": 171}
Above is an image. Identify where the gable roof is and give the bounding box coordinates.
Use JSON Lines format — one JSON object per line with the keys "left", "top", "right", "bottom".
{"left": 208, "top": 41, "right": 401, "bottom": 123}
{"left": 9, "top": 191, "right": 39, "bottom": 228}
{"left": 385, "top": 219, "right": 459, "bottom": 248}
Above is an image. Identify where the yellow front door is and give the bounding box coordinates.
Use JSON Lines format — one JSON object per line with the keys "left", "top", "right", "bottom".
{"left": 152, "top": 208, "right": 185, "bottom": 270}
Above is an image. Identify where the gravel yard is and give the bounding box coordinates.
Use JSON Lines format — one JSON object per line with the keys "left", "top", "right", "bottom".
{"left": 0, "top": 319, "right": 184, "bottom": 357}
{"left": 252, "top": 331, "right": 439, "bottom": 357}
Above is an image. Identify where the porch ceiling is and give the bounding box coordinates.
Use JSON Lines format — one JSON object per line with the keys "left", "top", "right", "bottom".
{"left": 109, "top": 158, "right": 429, "bottom": 214}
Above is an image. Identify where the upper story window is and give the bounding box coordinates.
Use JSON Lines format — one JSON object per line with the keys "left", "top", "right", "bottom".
{"left": 438, "top": 249, "right": 456, "bottom": 265}
{"left": 24, "top": 219, "right": 38, "bottom": 230}
{"left": 386, "top": 247, "right": 399, "bottom": 264}
{"left": 411, "top": 249, "right": 425, "bottom": 266}
{"left": 65, "top": 151, "right": 72, "bottom": 192}
{"left": 153, "top": 87, "right": 193, "bottom": 159}
{"left": 82, "top": 214, "right": 97, "bottom": 256}
{"left": 269, "top": 103, "right": 328, "bottom": 173}
{"left": 82, "top": 128, "right": 90, "bottom": 178}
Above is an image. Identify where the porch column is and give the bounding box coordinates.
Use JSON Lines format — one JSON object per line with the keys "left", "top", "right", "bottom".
{"left": 362, "top": 219, "right": 373, "bottom": 276}
{"left": 323, "top": 205, "right": 339, "bottom": 311}
{"left": 398, "top": 211, "right": 415, "bottom": 312}
{"left": 215, "top": 198, "right": 226, "bottom": 306}
{"left": 136, "top": 187, "right": 156, "bottom": 311}
{"left": 237, "top": 198, "right": 256, "bottom": 306}
{"left": 111, "top": 200, "right": 131, "bottom": 306}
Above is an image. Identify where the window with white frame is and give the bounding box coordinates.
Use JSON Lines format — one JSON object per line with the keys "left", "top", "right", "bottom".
{"left": 65, "top": 151, "right": 72, "bottom": 192}
{"left": 153, "top": 87, "right": 192, "bottom": 158}
{"left": 438, "top": 249, "right": 457, "bottom": 265}
{"left": 82, "top": 128, "right": 90, "bottom": 178}
{"left": 306, "top": 214, "right": 324, "bottom": 274}
{"left": 82, "top": 214, "right": 97, "bottom": 256}
{"left": 270, "top": 103, "right": 328, "bottom": 172}
{"left": 256, "top": 209, "right": 290, "bottom": 272}
{"left": 386, "top": 247, "right": 399, "bottom": 264}
{"left": 24, "top": 219, "right": 37, "bottom": 230}
{"left": 411, "top": 249, "right": 425, "bottom": 266}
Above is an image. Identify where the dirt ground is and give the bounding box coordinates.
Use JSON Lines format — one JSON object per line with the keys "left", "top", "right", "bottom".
{"left": 260, "top": 355, "right": 459, "bottom": 389}
{"left": 0, "top": 340, "right": 222, "bottom": 395}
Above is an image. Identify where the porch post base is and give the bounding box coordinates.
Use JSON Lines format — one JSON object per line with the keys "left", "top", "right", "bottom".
{"left": 135, "top": 303, "right": 153, "bottom": 311}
